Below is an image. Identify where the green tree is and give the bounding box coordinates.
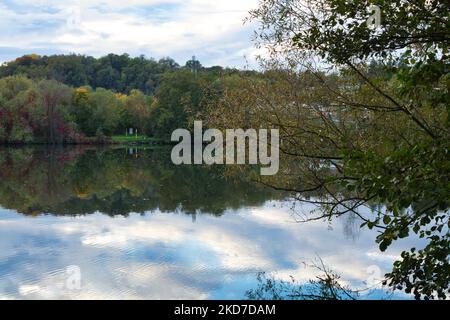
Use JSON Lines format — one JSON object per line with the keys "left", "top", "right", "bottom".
{"left": 0, "top": 53, "right": 180, "bottom": 95}
{"left": 90, "top": 88, "right": 121, "bottom": 136}
{"left": 122, "top": 89, "right": 152, "bottom": 135}
{"left": 0, "top": 76, "right": 43, "bottom": 143}
{"left": 209, "top": 0, "right": 450, "bottom": 299}
{"left": 150, "top": 69, "right": 205, "bottom": 138}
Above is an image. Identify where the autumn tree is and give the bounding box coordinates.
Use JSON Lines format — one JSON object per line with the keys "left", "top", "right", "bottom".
{"left": 0, "top": 76, "right": 41, "bottom": 143}
{"left": 38, "top": 80, "right": 73, "bottom": 143}
{"left": 208, "top": 0, "right": 449, "bottom": 299}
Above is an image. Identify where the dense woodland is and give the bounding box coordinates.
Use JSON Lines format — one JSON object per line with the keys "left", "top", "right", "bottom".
{"left": 0, "top": 53, "right": 252, "bottom": 143}
{"left": 0, "top": 53, "right": 181, "bottom": 94}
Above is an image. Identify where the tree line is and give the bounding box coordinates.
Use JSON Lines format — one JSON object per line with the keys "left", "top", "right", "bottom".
{"left": 0, "top": 54, "right": 252, "bottom": 143}
{"left": 0, "top": 53, "right": 179, "bottom": 95}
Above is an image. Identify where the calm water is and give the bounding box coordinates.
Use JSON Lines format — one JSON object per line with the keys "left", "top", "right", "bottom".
{"left": 0, "top": 146, "right": 417, "bottom": 299}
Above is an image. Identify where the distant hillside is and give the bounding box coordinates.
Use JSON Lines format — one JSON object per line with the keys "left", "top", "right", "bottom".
{"left": 0, "top": 53, "right": 185, "bottom": 94}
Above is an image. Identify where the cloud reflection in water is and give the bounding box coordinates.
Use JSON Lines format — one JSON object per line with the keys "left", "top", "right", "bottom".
{"left": 0, "top": 201, "right": 417, "bottom": 300}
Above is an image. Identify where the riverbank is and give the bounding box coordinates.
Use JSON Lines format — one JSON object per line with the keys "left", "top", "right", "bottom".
{"left": 111, "top": 135, "right": 169, "bottom": 145}
{"left": 0, "top": 136, "right": 171, "bottom": 146}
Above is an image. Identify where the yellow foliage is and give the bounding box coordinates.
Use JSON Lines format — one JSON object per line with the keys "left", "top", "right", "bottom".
{"left": 15, "top": 53, "right": 40, "bottom": 63}
{"left": 75, "top": 87, "right": 90, "bottom": 95}
{"left": 115, "top": 93, "right": 127, "bottom": 100}
{"left": 74, "top": 185, "right": 91, "bottom": 199}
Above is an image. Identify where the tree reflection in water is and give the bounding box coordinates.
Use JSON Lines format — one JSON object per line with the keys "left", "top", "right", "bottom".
{"left": 0, "top": 146, "right": 282, "bottom": 217}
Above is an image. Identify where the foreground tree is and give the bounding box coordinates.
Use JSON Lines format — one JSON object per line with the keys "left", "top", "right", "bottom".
{"left": 209, "top": 0, "right": 449, "bottom": 299}
{"left": 246, "top": 259, "right": 363, "bottom": 300}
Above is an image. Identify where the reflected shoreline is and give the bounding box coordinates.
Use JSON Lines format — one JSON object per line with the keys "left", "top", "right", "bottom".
{"left": 0, "top": 145, "right": 282, "bottom": 217}
{"left": 0, "top": 146, "right": 415, "bottom": 300}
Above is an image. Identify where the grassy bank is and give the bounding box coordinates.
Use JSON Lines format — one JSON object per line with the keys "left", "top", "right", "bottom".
{"left": 0, "top": 136, "right": 169, "bottom": 145}
{"left": 112, "top": 135, "right": 166, "bottom": 145}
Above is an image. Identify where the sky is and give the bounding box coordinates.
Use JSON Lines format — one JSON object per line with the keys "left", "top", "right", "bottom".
{"left": 0, "top": 200, "right": 417, "bottom": 299}
{"left": 0, "top": 0, "right": 262, "bottom": 67}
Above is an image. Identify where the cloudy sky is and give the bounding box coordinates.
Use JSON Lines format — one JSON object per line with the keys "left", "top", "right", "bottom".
{"left": 0, "top": 0, "right": 261, "bottom": 67}
{"left": 0, "top": 200, "right": 416, "bottom": 299}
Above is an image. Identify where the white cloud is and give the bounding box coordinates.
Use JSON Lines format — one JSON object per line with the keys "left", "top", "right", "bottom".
{"left": 0, "top": 199, "right": 421, "bottom": 300}
{"left": 0, "top": 0, "right": 260, "bottom": 67}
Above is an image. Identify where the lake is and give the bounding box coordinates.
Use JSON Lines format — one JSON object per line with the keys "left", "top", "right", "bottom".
{"left": 0, "top": 146, "right": 417, "bottom": 299}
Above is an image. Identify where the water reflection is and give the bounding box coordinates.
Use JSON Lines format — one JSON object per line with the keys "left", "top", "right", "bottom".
{"left": 0, "top": 146, "right": 416, "bottom": 299}
{"left": 0, "top": 146, "right": 279, "bottom": 217}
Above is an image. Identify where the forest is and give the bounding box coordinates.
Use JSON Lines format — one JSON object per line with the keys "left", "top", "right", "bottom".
{"left": 0, "top": 53, "right": 252, "bottom": 143}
